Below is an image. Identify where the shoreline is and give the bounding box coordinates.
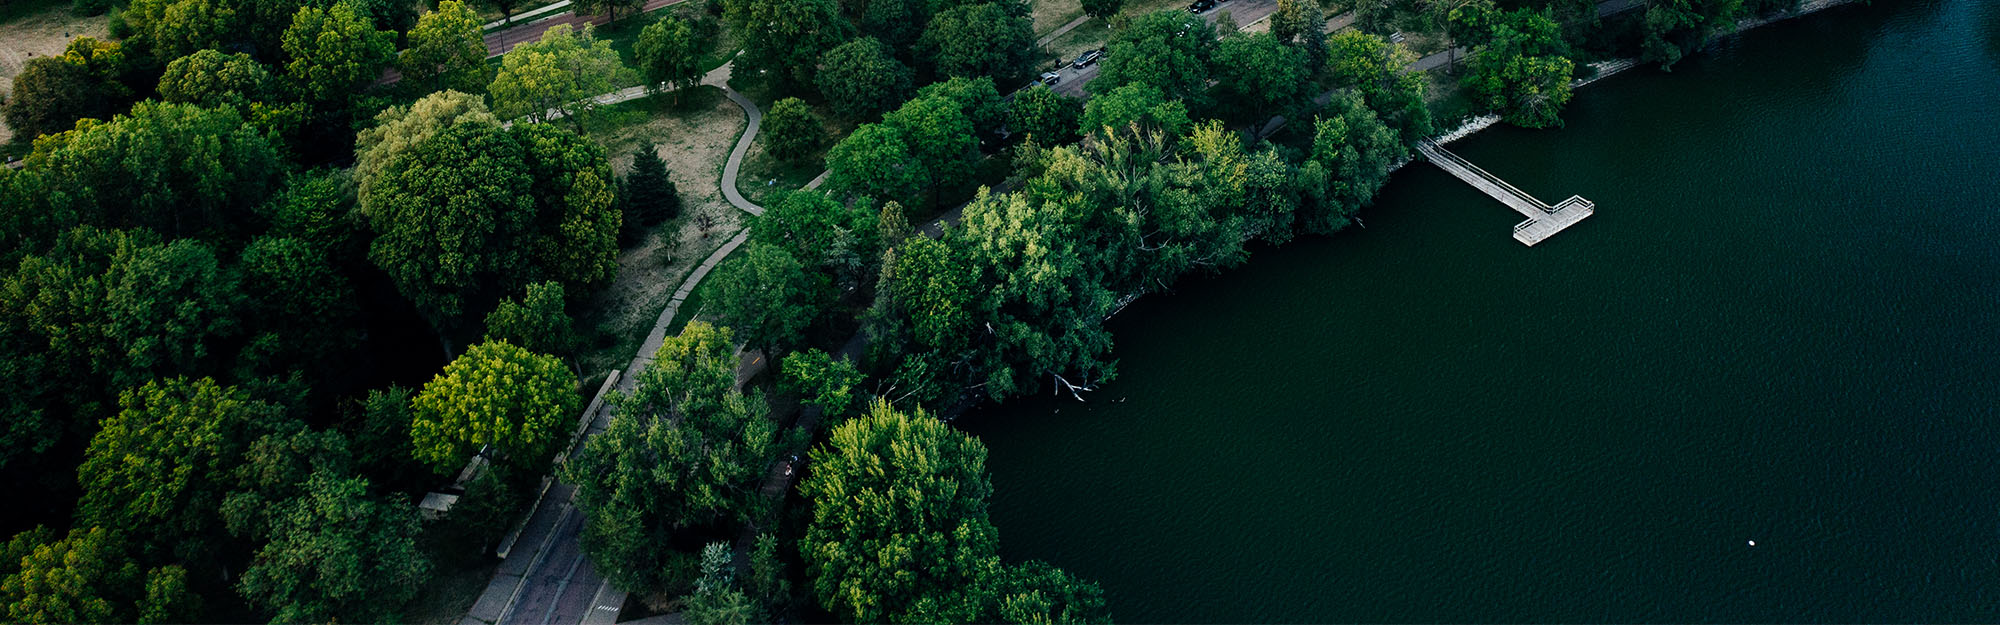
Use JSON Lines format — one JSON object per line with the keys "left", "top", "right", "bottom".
{"left": 1419, "top": 0, "right": 1859, "bottom": 153}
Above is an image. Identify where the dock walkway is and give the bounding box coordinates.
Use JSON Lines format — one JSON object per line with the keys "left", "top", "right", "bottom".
{"left": 1416, "top": 141, "right": 1593, "bottom": 246}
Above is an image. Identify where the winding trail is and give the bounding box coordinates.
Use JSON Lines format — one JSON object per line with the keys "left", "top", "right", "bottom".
{"left": 712, "top": 63, "right": 767, "bottom": 217}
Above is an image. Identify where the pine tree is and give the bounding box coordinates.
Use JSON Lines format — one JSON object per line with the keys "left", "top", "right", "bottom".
{"left": 620, "top": 147, "right": 682, "bottom": 243}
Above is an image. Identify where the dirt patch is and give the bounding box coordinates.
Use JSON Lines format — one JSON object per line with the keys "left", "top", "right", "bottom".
{"left": 0, "top": 0, "right": 110, "bottom": 144}
{"left": 577, "top": 86, "right": 749, "bottom": 373}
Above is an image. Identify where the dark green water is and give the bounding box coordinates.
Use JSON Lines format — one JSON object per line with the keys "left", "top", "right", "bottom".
{"left": 958, "top": 1, "right": 2000, "bottom": 621}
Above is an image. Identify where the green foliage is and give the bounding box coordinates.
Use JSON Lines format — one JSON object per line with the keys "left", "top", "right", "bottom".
{"left": 780, "top": 348, "right": 865, "bottom": 420}
{"left": 137, "top": 565, "right": 201, "bottom": 624}
{"left": 220, "top": 423, "right": 354, "bottom": 541}
{"left": 488, "top": 24, "right": 637, "bottom": 132}
{"left": 19, "top": 100, "right": 282, "bottom": 242}
{"left": 574, "top": 0, "right": 645, "bottom": 20}
{"left": 817, "top": 38, "right": 915, "bottom": 121}
{"left": 403, "top": 0, "right": 491, "bottom": 93}
{"left": 712, "top": 241, "right": 822, "bottom": 353}
{"left": 1641, "top": 0, "right": 1743, "bottom": 70}
{"left": 0, "top": 527, "right": 141, "bottom": 624}
{"left": 764, "top": 97, "right": 825, "bottom": 162}
{"left": 1325, "top": 31, "right": 1433, "bottom": 144}
{"left": 826, "top": 123, "right": 919, "bottom": 205}
{"left": 919, "top": 2, "right": 1035, "bottom": 85}
{"left": 882, "top": 92, "right": 979, "bottom": 197}
{"left": 725, "top": 0, "right": 854, "bottom": 91}
{"left": 1293, "top": 91, "right": 1400, "bottom": 235}
{"left": 914, "top": 76, "right": 1007, "bottom": 137}
{"left": 282, "top": 1, "right": 397, "bottom": 106}
{"left": 1094, "top": 10, "right": 1215, "bottom": 104}
{"left": 3, "top": 37, "right": 131, "bottom": 143}
{"left": 124, "top": 0, "right": 237, "bottom": 63}
{"left": 686, "top": 585, "right": 759, "bottom": 625}
{"left": 564, "top": 321, "right": 780, "bottom": 593}
{"left": 76, "top": 378, "right": 284, "bottom": 564}
{"left": 866, "top": 234, "right": 977, "bottom": 407}
{"left": 635, "top": 16, "right": 702, "bottom": 95}
{"left": 1080, "top": 0, "right": 1120, "bottom": 20}
{"left": 238, "top": 234, "right": 361, "bottom": 367}
{"left": 621, "top": 147, "right": 682, "bottom": 242}
{"left": 354, "top": 90, "right": 498, "bottom": 205}
{"left": 1078, "top": 82, "right": 1189, "bottom": 138}
{"left": 484, "top": 281, "right": 579, "bottom": 356}
{"left": 410, "top": 340, "right": 580, "bottom": 472}
{"left": 159, "top": 49, "right": 270, "bottom": 108}
{"left": 800, "top": 400, "right": 1001, "bottom": 622}
{"left": 747, "top": 533, "right": 793, "bottom": 611}
{"left": 1461, "top": 8, "right": 1574, "bottom": 129}
{"left": 1269, "top": 0, "right": 1327, "bottom": 64}
{"left": 1007, "top": 85, "right": 1081, "bottom": 145}
{"left": 237, "top": 471, "right": 430, "bottom": 623}
{"left": 349, "top": 386, "right": 424, "bottom": 487}
{"left": 750, "top": 190, "right": 879, "bottom": 289}
{"left": 362, "top": 120, "right": 620, "bottom": 330}
{"left": 903, "top": 560, "right": 1111, "bottom": 624}
{"left": 1211, "top": 32, "right": 1313, "bottom": 120}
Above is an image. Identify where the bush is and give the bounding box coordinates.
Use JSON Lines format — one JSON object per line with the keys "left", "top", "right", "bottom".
{"left": 763, "top": 98, "right": 824, "bottom": 162}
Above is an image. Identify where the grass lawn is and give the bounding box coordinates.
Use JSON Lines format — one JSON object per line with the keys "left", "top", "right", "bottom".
{"left": 1031, "top": 0, "right": 1084, "bottom": 36}
{"left": 593, "top": 2, "right": 738, "bottom": 72}
{"left": 573, "top": 85, "right": 752, "bottom": 376}
{"left": 735, "top": 102, "right": 851, "bottom": 206}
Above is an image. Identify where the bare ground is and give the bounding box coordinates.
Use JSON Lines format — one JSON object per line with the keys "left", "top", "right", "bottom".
{"left": 0, "top": 0, "right": 109, "bottom": 144}
{"left": 1032, "top": 0, "right": 1083, "bottom": 36}
{"left": 578, "top": 87, "right": 748, "bottom": 374}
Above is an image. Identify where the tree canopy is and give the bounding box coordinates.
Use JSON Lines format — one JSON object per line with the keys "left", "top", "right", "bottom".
{"left": 816, "top": 37, "right": 914, "bottom": 121}
{"left": 1461, "top": 8, "right": 1574, "bottom": 129}
{"left": 410, "top": 340, "right": 580, "bottom": 472}
{"left": 403, "top": 0, "right": 491, "bottom": 93}
{"left": 488, "top": 24, "right": 636, "bottom": 132}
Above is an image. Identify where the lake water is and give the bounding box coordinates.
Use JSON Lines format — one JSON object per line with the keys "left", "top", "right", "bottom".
{"left": 958, "top": 1, "right": 2000, "bottom": 621}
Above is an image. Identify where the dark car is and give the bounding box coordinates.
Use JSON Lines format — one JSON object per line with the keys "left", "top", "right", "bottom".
{"left": 1039, "top": 70, "right": 1062, "bottom": 85}
{"left": 1187, "top": 0, "right": 1215, "bottom": 12}
{"left": 1071, "top": 48, "right": 1103, "bottom": 69}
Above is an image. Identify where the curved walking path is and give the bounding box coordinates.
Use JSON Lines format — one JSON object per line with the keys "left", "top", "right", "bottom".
{"left": 709, "top": 62, "right": 767, "bottom": 217}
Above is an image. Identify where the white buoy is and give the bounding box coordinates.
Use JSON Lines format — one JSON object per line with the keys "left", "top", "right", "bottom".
{"left": 1748, "top": 540, "right": 1756, "bottom": 546}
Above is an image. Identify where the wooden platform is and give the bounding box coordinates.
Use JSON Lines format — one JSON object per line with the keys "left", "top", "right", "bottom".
{"left": 1416, "top": 142, "right": 1594, "bottom": 246}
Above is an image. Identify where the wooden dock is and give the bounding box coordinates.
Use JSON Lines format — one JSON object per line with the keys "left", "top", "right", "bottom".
{"left": 1416, "top": 141, "right": 1593, "bottom": 246}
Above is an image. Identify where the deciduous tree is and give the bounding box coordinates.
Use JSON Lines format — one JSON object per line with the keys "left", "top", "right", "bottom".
{"left": 763, "top": 97, "right": 824, "bottom": 161}
{"left": 1078, "top": 82, "right": 1189, "bottom": 138}
{"left": 410, "top": 340, "right": 579, "bottom": 472}
{"left": 1093, "top": 10, "right": 1215, "bottom": 104}
{"left": 158, "top": 49, "right": 269, "bottom": 108}
{"left": 1007, "top": 85, "right": 1081, "bottom": 145}
{"left": 825, "top": 123, "right": 919, "bottom": 205}
{"left": 282, "top": 1, "right": 396, "bottom": 106}
{"left": 1461, "top": 8, "right": 1573, "bottom": 129}
{"left": 483, "top": 281, "right": 578, "bottom": 356}
{"left": 3, "top": 37, "right": 131, "bottom": 143}
{"left": 918, "top": 2, "right": 1035, "bottom": 84}
{"left": 635, "top": 16, "right": 702, "bottom": 98}
{"left": 488, "top": 24, "right": 636, "bottom": 132}
{"left": 780, "top": 348, "right": 865, "bottom": 421}
{"left": 725, "top": 0, "right": 854, "bottom": 91}
{"left": 711, "top": 241, "right": 822, "bottom": 354}
{"left": 1211, "top": 32, "right": 1312, "bottom": 122}
{"left": 403, "top": 0, "right": 490, "bottom": 93}
{"left": 816, "top": 38, "right": 914, "bottom": 120}
{"left": 237, "top": 471, "right": 430, "bottom": 623}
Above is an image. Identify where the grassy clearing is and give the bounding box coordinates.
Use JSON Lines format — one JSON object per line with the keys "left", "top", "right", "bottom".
{"left": 573, "top": 85, "right": 750, "bottom": 376}
{"left": 594, "top": 2, "right": 738, "bottom": 71}
{"left": 1030, "top": 0, "right": 1084, "bottom": 36}
{"left": 736, "top": 104, "right": 850, "bottom": 206}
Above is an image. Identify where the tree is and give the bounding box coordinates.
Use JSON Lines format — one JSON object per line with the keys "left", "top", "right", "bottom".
{"left": 825, "top": 124, "right": 919, "bottom": 205}
{"left": 1269, "top": 0, "right": 1327, "bottom": 65}
{"left": 483, "top": 281, "right": 578, "bottom": 356}
{"left": 403, "top": 0, "right": 490, "bottom": 93}
{"left": 747, "top": 533, "right": 792, "bottom": 613}
{"left": 4, "top": 37, "right": 131, "bottom": 144}
{"left": 749, "top": 190, "right": 877, "bottom": 285}
{"left": 799, "top": 400, "right": 1002, "bottom": 623}
{"left": 1296, "top": 91, "right": 1400, "bottom": 235}
{"left": 238, "top": 471, "right": 430, "bottom": 623}
{"left": 158, "top": 49, "right": 270, "bottom": 108}
{"left": 903, "top": 561, "right": 1111, "bottom": 624}
{"left": 712, "top": 241, "right": 822, "bottom": 354}
{"left": 685, "top": 542, "right": 761, "bottom": 625}
{"left": 76, "top": 378, "right": 284, "bottom": 564}
{"left": 0, "top": 528, "right": 142, "bottom": 624}
{"left": 1078, "top": 82, "right": 1190, "bottom": 138}
{"left": 816, "top": 37, "right": 914, "bottom": 121}
{"left": 354, "top": 89, "right": 498, "bottom": 205}
{"left": 918, "top": 3, "right": 1035, "bottom": 85}
{"left": 725, "top": 0, "right": 855, "bottom": 91}
{"left": 621, "top": 147, "right": 682, "bottom": 242}
{"left": 363, "top": 121, "right": 620, "bottom": 331}
{"left": 1641, "top": 0, "right": 1743, "bottom": 70}
{"left": 410, "top": 340, "right": 579, "bottom": 472}
{"left": 1461, "top": 8, "right": 1574, "bottom": 129}
{"left": 883, "top": 93, "right": 979, "bottom": 197}
{"left": 1211, "top": 32, "right": 1312, "bottom": 122}
{"left": 780, "top": 349, "right": 865, "bottom": 421}
{"left": 764, "top": 97, "right": 825, "bottom": 162}
{"left": 1080, "top": 0, "right": 1120, "bottom": 20}
{"left": 125, "top": 0, "right": 236, "bottom": 63}
{"left": 282, "top": 1, "right": 397, "bottom": 106}
{"left": 1094, "top": 10, "right": 1215, "bottom": 104}
{"left": 1326, "top": 31, "right": 1432, "bottom": 144}
{"left": 1007, "top": 85, "right": 1081, "bottom": 145}
{"left": 136, "top": 565, "right": 201, "bottom": 624}
{"left": 238, "top": 234, "right": 362, "bottom": 365}
{"left": 914, "top": 76, "right": 1008, "bottom": 137}
{"left": 636, "top": 16, "right": 702, "bottom": 99}
{"left": 478, "top": 0, "right": 526, "bottom": 25}
{"left": 866, "top": 234, "right": 981, "bottom": 407}
{"left": 573, "top": 0, "right": 644, "bottom": 20}
{"left": 564, "top": 322, "right": 779, "bottom": 592}
{"left": 488, "top": 24, "right": 637, "bottom": 132}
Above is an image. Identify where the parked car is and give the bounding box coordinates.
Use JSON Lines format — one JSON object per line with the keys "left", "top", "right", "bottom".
{"left": 1071, "top": 48, "right": 1103, "bottom": 69}
{"left": 1187, "top": 0, "right": 1215, "bottom": 13}
{"left": 1039, "top": 70, "right": 1062, "bottom": 85}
